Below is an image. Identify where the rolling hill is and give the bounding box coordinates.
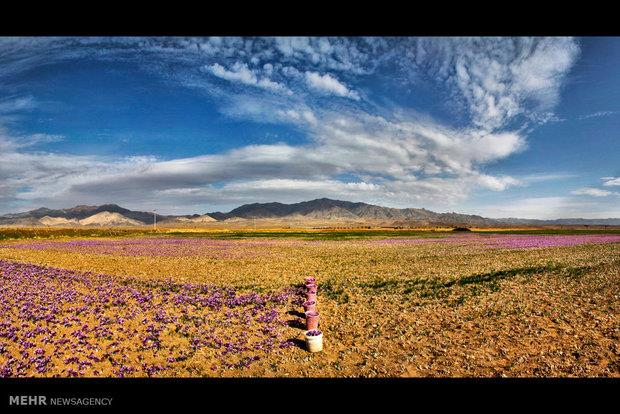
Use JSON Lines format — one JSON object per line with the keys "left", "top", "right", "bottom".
{"left": 0, "top": 204, "right": 198, "bottom": 227}
{"left": 76, "top": 212, "right": 144, "bottom": 226}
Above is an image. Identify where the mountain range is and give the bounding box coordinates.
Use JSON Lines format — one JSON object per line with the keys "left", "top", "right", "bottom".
{"left": 0, "top": 204, "right": 212, "bottom": 227}
{"left": 1, "top": 198, "right": 619, "bottom": 227}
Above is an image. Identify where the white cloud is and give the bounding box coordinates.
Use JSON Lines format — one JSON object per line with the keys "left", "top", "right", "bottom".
{"left": 470, "top": 196, "right": 620, "bottom": 220}
{"left": 518, "top": 172, "right": 578, "bottom": 183}
{"left": 602, "top": 177, "right": 620, "bottom": 186}
{"left": 579, "top": 111, "right": 617, "bottom": 120}
{"left": 475, "top": 174, "right": 521, "bottom": 191}
{"left": 0, "top": 96, "right": 37, "bottom": 113}
{"left": 206, "top": 62, "right": 291, "bottom": 94}
{"left": 410, "top": 37, "right": 579, "bottom": 131}
{"left": 570, "top": 187, "right": 615, "bottom": 197}
{"left": 273, "top": 37, "right": 379, "bottom": 75}
{"left": 304, "top": 71, "right": 360, "bottom": 100}
{"left": 0, "top": 103, "right": 529, "bottom": 214}
{"left": 0, "top": 102, "right": 527, "bottom": 214}
{"left": 0, "top": 125, "right": 63, "bottom": 151}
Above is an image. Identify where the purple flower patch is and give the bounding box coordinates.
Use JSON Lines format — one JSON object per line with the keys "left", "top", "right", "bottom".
{"left": 0, "top": 259, "right": 297, "bottom": 377}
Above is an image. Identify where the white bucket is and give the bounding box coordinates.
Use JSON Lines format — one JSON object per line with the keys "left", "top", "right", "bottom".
{"left": 305, "top": 331, "right": 323, "bottom": 353}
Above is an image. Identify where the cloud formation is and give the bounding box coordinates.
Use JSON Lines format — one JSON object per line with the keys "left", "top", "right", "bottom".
{"left": 408, "top": 37, "right": 579, "bottom": 131}
{"left": 469, "top": 196, "right": 620, "bottom": 220}
{"left": 0, "top": 37, "right": 583, "bottom": 215}
{"left": 571, "top": 187, "right": 616, "bottom": 197}
{"left": 206, "top": 62, "right": 291, "bottom": 94}
{"left": 579, "top": 111, "right": 617, "bottom": 120}
{"left": 602, "top": 177, "right": 620, "bottom": 186}
{"left": 0, "top": 106, "right": 525, "bottom": 213}
{"left": 304, "top": 71, "right": 359, "bottom": 100}
{"left": 0, "top": 95, "right": 37, "bottom": 113}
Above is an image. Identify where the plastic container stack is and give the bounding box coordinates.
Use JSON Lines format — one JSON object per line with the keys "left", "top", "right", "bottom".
{"left": 303, "top": 277, "right": 323, "bottom": 352}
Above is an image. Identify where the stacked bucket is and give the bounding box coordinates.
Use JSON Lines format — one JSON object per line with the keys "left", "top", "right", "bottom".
{"left": 303, "top": 277, "right": 323, "bottom": 352}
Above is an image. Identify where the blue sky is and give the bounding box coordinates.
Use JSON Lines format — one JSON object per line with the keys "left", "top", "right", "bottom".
{"left": 0, "top": 37, "right": 619, "bottom": 218}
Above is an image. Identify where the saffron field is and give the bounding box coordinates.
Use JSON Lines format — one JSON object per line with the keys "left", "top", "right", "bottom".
{"left": 0, "top": 230, "right": 618, "bottom": 377}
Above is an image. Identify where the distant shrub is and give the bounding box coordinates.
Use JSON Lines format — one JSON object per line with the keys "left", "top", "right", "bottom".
{"left": 452, "top": 227, "right": 472, "bottom": 232}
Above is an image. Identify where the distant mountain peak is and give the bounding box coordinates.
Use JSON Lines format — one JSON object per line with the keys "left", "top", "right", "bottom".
{"left": 208, "top": 198, "right": 491, "bottom": 225}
